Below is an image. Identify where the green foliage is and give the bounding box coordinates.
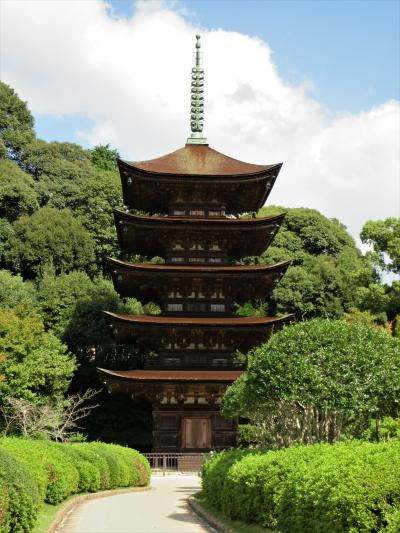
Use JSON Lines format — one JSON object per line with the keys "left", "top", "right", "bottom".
{"left": 72, "top": 444, "right": 111, "bottom": 490}
{"left": 202, "top": 448, "right": 254, "bottom": 511}
{"left": 0, "top": 438, "right": 79, "bottom": 505}
{"left": 0, "top": 309, "right": 76, "bottom": 405}
{"left": 99, "top": 443, "right": 150, "bottom": 486}
{"left": 202, "top": 442, "right": 400, "bottom": 532}
{"left": 7, "top": 207, "right": 96, "bottom": 278}
{"left": 37, "top": 271, "right": 142, "bottom": 345}
{"left": 68, "top": 169, "right": 122, "bottom": 260}
{"left": 239, "top": 206, "right": 378, "bottom": 320}
{"left": 55, "top": 444, "right": 100, "bottom": 493}
{"left": 0, "top": 438, "right": 48, "bottom": 502}
{"left": 0, "top": 160, "right": 38, "bottom": 221}
{"left": 0, "top": 270, "right": 39, "bottom": 315}
{"left": 20, "top": 139, "right": 91, "bottom": 183}
{"left": 89, "top": 144, "right": 119, "bottom": 171}
{"left": 0, "top": 447, "right": 39, "bottom": 532}
{"left": 223, "top": 319, "right": 400, "bottom": 443}
{"left": 0, "top": 83, "right": 35, "bottom": 162}
{"left": 0, "top": 220, "right": 13, "bottom": 269}
{"left": 237, "top": 424, "right": 259, "bottom": 448}
{"left": 363, "top": 417, "right": 400, "bottom": 443}
{"left": 361, "top": 217, "right": 400, "bottom": 274}
{"left": 81, "top": 442, "right": 129, "bottom": 488}
{"left": 17, "top": 139, "right": 122, "bottom": 262}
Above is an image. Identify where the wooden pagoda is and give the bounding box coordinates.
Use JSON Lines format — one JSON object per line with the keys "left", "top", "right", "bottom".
{"left": 98, "top": 35, "right": 293, "bottom": 452}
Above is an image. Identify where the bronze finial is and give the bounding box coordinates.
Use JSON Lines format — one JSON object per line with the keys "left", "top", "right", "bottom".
{"left": 187, "top": 34, "right": 208, "bottom": 145}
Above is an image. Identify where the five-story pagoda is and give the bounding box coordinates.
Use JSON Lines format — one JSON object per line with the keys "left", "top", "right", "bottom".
{"left": 98, "top": 36, "right": 293, "bottom": 452}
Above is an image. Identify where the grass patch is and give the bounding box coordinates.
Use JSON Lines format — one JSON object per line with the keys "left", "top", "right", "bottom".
{"left": 193, "top": 492, "right": 271, "bottom": 533}
{"left": 32, "top": 496, "right": 77, "bottom": 533}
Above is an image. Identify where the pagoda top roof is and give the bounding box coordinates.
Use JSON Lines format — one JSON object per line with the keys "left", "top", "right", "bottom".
{"left": 120, "top": 144, "right": 279, "bottom": 177}
{"left": 98, "top": 368, "right": 243, "bottom": 382}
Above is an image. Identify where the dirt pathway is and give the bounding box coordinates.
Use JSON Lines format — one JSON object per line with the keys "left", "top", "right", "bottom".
{"left": 60, "top": 475, "right": 213, "bottom": 533}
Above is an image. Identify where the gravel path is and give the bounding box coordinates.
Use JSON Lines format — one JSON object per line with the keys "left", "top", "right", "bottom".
{"left": 61, "top": 475, "right": 213, "bottom": 533}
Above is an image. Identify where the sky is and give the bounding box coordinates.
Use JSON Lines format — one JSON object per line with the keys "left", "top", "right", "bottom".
{"left": 0, "top": 0, "right": 399, "bottom": 247}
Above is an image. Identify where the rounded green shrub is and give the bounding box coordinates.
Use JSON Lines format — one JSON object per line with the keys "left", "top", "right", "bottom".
{"left": 55, "top": 444, "right": 100, "bottom": 493}
{"left": 0, "top": 437, "right": 48, "bottom": 502}
{"left": 82, "top": 442, "right": 128, "bottom": 488}
{"left": 0, "top": 439, "right": 79, "bottom": 504}
{"left": 100, "top": 444, "right": 150, "bottom": 487}
{"left": 0, "top": 448, "right": 39, "bottom": 532}
{"left": 201, "top": 448, "right": 254, "bottom": 510}
{"left": 71, "top": 444, "right": 111, "bottom": 490}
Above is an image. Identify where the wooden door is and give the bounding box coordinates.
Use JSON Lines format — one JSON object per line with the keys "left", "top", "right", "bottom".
{"left": 183, "top": 417, "right": 210, "bottom": 449}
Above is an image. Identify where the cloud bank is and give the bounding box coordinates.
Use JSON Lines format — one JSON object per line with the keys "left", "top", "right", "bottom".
{"left": 1, "top": 0, "right": 399, "bottom": 241}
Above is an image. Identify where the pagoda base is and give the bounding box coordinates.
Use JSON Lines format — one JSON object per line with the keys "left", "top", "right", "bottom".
{"left": 97, "top": 367, "right": 241, "bottom": 452}
{"left": 153, "top": 406, "right": 237, "bottom": 452}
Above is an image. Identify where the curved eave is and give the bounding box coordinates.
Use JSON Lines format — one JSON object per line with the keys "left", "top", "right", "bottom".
{"left": 108, "top": 257, "right": 291, "bottom": 302}
{"left": 108, "top": 257, "right": 290, "bottom": 273}
{"left": 104, "top": 311, "right": 294, "bottom": 329}
{"left": 118, "top": 158, "right": 282, "bottom": 178}
{"left": 114, "top": 210, "right": 285, "bottom": 259}
{"left": 117, "top": 144, "right": 281, "bottom": 177}
{"left": 97, "top": 368, "right": 243, "bottom": 383}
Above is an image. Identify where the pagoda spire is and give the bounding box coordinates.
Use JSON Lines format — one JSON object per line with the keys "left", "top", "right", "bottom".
{"left": 187, "top": 34, "right": 208, "bottom": 145}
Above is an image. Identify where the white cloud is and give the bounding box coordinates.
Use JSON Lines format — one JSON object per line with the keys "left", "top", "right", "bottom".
{"left": 1, "top": 0, "right": 399, "bottom": 241}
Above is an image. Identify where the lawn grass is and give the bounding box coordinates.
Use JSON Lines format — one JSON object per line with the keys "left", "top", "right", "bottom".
{"left": 32, "top": 498, "right": 74, "bottom": 533}
{"left": 193, "top": 492, "right": 271, "bottom": 533}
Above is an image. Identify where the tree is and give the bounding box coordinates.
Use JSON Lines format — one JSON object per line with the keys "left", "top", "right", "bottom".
{"left": 89, "top": 144, "right": 120, "bottom": 171}
{"left": 0, "top": 270, "right": 39, "bottom": 315}
{"left": 0, "top": 309, "right": 76, "bottom": 404}
{"left": 0, "top": 160, "right": 38, "bottom": 221}
{"left": 0, "top": 83, "right": 35, "bottom": 162}
{"left": 68, "top": 169, "right": 123, "bottom": 261}
{"left": 7, "top": 207, "right": 96, "bottom": 278}
{"left": 37, "top": 271, "right": 144, "bottom": 350}
{"left": 222, "top": 319, "right": 400, "bottom": 447}
{"left": 237, "top": 206, "right": 377, "bottom": 320}
{"left": 361, "top": 218, "right": 400, "bottom": 274}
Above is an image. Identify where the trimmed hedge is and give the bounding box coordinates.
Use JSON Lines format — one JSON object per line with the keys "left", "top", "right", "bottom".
{"left": 0, "top": 438, "right": 150, "bottom": 532}
{"left": 0, "top": 438, "right": 79, "bottom": 504}
{"left": 0, "top": 448, "right": 39, "bottom": 533}
{"left": 202, "top": 441, "right": 400, "bottom": 532}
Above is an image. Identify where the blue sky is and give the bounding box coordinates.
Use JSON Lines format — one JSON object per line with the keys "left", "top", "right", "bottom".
{"left": 33, "top": 0, "right": 399, "bottom": 145}
{"left": 109, "top": 0, "right": 399, "bottom": 112}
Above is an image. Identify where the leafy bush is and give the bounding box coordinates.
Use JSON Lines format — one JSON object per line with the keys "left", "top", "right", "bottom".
{"left": 0, "top": 448, "right": 39, "bottom": 532}
{"left": 71, "top": 444, "right": 111, "bottom": 490}
{"left": 0, "top": 438, "right": 48, "bottom": 502}
{"left": 99, "top": 443, "right": 150, "bottom": 486}
{"left": 201, "top": 448, "right": 255, "bottom": 511}
{"left": 82, "top": 442, "right": 127, "bottom": 488}
{"left": 56, "top": 444, "right": 100, "bottom": 493}
{"left": 0, "top": 438, "right": 79, "bottom": 504}
{"left": 202, "top": 442, "right": 400, "bottom": 532}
